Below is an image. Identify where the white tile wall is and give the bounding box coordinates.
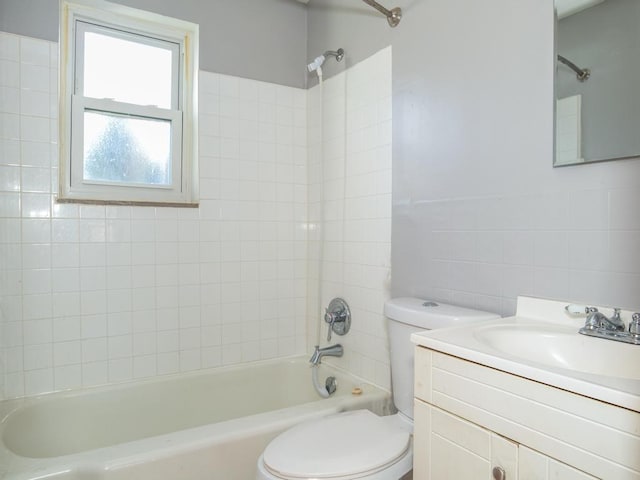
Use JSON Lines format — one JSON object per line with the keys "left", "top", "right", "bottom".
{"left": 0, "top": 32, "right": 308, "bottom": 400}
{"left": 394, "top": 186, "right": 640, "bottom": 317}
{"left": 307, "top": 47, "right": 393, "bottom": 390}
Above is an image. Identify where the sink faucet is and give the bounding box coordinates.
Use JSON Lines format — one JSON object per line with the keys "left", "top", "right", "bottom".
{"left": 567, "top": 304, "right": 640, "bottom": 345}
{"left": 584, "top": 307, "right": 625, "bottom": 332}
{"left": 309, "top": 344, "right": 343, "bottom": 366}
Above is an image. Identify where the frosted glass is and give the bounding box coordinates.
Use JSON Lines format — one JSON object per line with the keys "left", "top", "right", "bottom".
{"left": 83, "top": 111, "right": 171, "bottom": 186}
{"left": 83, "top": 32, "right": 174, "bottom": 109}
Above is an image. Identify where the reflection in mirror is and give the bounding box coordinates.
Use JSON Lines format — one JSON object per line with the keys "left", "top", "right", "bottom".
{"left": 555, "top": 0, "right": 640, "bottom": 166}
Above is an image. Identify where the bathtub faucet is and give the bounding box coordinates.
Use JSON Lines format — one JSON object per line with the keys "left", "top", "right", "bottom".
{"left": 309, "top": 344, "right": 343, "bottom": 366}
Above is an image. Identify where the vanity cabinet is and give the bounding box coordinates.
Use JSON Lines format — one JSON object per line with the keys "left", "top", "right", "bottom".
{"left": 413, "top": 346, "right": 639, "bottom": 479}
{"left": 414, "top": 401, "right": 596, "bottom": 479}
{"left": 413, "top": 400, "right": 518, "bottom": 479}
{"left": 519, "top": 445, "right": 598, "bottom": 479}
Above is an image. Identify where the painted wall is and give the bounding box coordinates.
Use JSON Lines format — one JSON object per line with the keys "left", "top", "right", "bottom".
{"left": 309, "top": 0, "right": 640, "bottom": 315}
{"left": 557, "top": 0, "right": 640, "bottom": 162}
{"left": 306, "top": 0, "right": 392, "bottom": 86}
{"left": 0, "top": 0, "right": 308, "bottom": 88}
{"left": 0, "top": 31, "right": 308, "bottom": 399}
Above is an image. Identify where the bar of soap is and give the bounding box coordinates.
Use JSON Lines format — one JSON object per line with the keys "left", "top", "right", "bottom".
{"left": 352, "top": 387, "right": 363, "bottom": 395}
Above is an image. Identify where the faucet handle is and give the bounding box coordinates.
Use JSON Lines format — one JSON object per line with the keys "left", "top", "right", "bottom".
{"left": 325, "top": 307, "right": 336, "bottom": 341}
{"left": 630, "top": 313, "right": 640, "bottom": 337}
{"left": 324, "top": 298, "right": 351, "bottom": 342}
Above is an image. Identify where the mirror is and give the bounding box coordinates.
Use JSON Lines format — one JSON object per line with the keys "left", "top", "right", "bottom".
{"left": 554, "top": 0, "right": 640, "bottom": 166}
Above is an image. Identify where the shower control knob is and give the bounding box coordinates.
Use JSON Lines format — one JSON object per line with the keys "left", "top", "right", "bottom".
{"left": 324, "top": 308, "right": 337, "bottom": 341}
{"left": 324, "top": 298, "right": 351, "bottom": 341}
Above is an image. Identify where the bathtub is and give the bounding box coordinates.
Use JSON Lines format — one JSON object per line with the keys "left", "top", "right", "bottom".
{"left": 0, "top": 357, "right": 391, "bottom": 480}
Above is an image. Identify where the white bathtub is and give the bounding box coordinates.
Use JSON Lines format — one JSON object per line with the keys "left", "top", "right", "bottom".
{"left": 0, "top": 357, "right": 391, "bottom": 480}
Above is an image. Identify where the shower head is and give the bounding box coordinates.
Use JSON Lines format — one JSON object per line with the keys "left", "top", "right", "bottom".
{"left": 307, "top": 55, "right": 326, "bottom": 73}
{"left": 307, "top": 48, "right": 345, "bottom": 73}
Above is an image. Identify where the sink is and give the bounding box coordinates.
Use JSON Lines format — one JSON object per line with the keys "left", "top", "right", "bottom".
{"left": 473, "top": 323, "right": 640, "bottom": 380}
{"left": 412, "top": 296, "right": 640, "bottom": 413}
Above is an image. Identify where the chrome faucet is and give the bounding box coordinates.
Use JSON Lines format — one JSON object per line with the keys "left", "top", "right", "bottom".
{"left": 566, "top": 304, "right": 640, "bottom": 345}
{"left": 630, "top": 313, "right": 640, "bottom": 339}
{"left": 309, "top": 344, "right": 343, "bottom": 366}
{"left": 324, "top": 298, "right": 351, "bottom": 341}
{"left": 584, "top": 307, "right": 625, "bottom": 332}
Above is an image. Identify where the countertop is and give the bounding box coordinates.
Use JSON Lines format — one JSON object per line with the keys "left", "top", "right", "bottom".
{"left": 411, "top": 296, "right": 640, "bottom": 412}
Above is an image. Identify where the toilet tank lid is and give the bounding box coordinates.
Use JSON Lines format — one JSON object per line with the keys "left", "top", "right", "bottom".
{"left": 384, "top": 297, "right": 500, "bottom": 330}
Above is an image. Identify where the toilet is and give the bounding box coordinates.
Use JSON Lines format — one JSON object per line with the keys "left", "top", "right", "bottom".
{"left": 256, "top": 297, "right": 500, "bottom": 480}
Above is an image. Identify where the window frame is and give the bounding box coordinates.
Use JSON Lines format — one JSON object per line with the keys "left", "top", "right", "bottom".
{"left": 59, "top": 0, "right": 199, "bottom": 206}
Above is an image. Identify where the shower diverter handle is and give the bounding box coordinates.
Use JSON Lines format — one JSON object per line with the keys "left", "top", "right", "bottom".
{"left": 324, "top": 298, "right": 351, "bottom": 341}
{"left": 324, "top": 309, "right": 342, "bottom": 341}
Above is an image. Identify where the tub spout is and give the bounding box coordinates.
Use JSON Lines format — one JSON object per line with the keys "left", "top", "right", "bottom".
{"left": 309, "top": 344, "right": 343, "bottom": 366}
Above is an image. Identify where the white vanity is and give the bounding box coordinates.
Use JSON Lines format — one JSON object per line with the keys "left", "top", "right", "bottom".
{"left": 411, "top": 297, "right": 640, "bottom": 479}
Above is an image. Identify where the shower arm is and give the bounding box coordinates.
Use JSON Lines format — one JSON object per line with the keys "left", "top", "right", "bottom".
{"left": 557, "top": 54, "right": 591, "bottom": 82}
{"left": 361, "top": 0, "right": 402, "bottom": 27}
{"left": 324, "top": 49, "right": 344, "bottom": 62}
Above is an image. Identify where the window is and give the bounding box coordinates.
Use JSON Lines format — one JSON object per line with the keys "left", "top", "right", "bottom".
{"left": 59, "top": 0, "right": 199, "bottom": 205}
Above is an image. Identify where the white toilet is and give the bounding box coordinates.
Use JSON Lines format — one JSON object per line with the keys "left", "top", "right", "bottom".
{"left": 256, "top": 297, "right": 499, "bottom": 480}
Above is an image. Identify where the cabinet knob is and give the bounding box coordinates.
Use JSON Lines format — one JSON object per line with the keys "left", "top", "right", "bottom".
{"left": 492, "top": 466, "right": 506, "bottom": 480}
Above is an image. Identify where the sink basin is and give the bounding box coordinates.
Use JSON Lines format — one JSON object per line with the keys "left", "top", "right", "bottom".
{"left": 473, "top": 323, "right": 640, "bottom": 380}
{"left": 412, "top": 297, "right": 640, "bottom": 412}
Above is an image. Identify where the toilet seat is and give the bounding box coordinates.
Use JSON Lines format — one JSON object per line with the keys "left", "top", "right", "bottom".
{"left": 261, "top": 410, "right": 412, "bottom": 479}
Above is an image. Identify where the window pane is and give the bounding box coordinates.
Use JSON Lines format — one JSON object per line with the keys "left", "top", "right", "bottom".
{"left": 83, "top": 111, "right": 172, "bottom": 186}
{"left": 83, "top": 30, "right": 174, "bottom": 109}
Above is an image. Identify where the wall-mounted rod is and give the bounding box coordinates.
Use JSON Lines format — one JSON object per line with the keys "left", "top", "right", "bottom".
{"left": 361, "top": 0, "right": 402, "bottom": 27}
{"left": 558, "top": 54, "right": 591, "bottom": 82}
{"left": 324, "top": 49, "right": 344, "bottom": 62}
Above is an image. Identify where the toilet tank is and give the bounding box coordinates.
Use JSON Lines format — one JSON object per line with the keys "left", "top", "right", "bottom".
{"left": 384, "top": 297, "right": 500, "bottom": 420}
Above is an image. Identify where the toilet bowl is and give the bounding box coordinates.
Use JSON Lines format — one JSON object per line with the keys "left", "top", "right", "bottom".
{"left": 256, "top": 410, "right": 413, "bottom": 480}
{"left": 256, "top": 298, "right": 500, "bottom": 480}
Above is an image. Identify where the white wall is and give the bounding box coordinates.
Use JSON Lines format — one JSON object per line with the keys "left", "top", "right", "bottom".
{"left": 391, "top": 0, "right": 640, "bottom": 315}
{"left": 0, "top": 32, "right": 308, "bottom": 400}
{"left": 307, "top": 47, "right": 393, "bottom": 389}
{"left": 309, "top": 0, "right": 640, "bottom": 317}
{"left": 0, "top": 30, "right": 392, "bottom": 401}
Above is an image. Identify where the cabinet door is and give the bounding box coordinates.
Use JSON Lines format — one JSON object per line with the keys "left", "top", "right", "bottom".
{"left": 519, "top": 445, "right": 599, "bottom": 480}
{"left": 414, "top": 399, "right": 517, "bottom": 479}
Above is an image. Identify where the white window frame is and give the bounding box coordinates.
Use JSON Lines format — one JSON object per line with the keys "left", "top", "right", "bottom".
{"left": 59, "top": 0, "right": 199, "bottom": 206}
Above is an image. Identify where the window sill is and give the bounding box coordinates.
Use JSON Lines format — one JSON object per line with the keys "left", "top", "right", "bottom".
{"left": 56, "top": 197, "right": 199, "bottom": 208}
